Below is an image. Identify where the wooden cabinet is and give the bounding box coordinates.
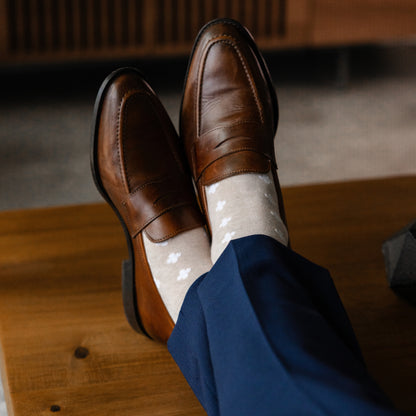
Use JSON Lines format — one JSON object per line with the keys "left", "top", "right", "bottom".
{"left": 312, "top": 0, "right": 416, "bottom": 46}
{"left": 0, "top": 0, "right": 415, "bottom": 65}
{"left": 0, "top": 0, "right": 312, "bottom": 64}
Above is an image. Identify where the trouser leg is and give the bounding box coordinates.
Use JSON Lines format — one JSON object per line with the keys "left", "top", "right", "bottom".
{"left": 168, "top": 235, "right": 401, "bottom": 416}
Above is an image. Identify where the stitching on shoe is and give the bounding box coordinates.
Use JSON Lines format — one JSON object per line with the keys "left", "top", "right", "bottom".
{"left": 120, "top": 89, "right": 150, "bottom": 191}
{"left": 131, "top": 201, "right": 195, "bottom": 237}
{"left": 145, "top": 223, "right": 202, "bottom": 243}
{"left": 121, "top": 89, "right": 184, "bottom": 191}
{"left": 197, "top": 37, "right": 264, "bottom": 138}
{"left": 201, "top": 166, "right": 271, "bottom": 187}
{"left": 116, "top": 96, "right": 126, "bottom": 192}
{"left": 199, "top": 146, "right": 272, "bottom": 174}
{"left": 194, "top": 34, "right": 243, "bottom": 138}
{"left": 129, "top": 175, "right": 170, "bottom": 195}
{"left": 118, "top": 89, "right": 145, "bottom": 192}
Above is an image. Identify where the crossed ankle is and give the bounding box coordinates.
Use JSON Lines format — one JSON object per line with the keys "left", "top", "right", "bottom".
{"left": 205, "top": 171, "right": 289, "bottom": 263}
{"left": 142, "top": 227, "right": 212, "bottom": 322}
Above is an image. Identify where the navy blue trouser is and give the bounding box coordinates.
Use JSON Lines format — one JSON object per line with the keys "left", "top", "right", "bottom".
{"left": 168, "top": 235, "right": 402, "bottom": 416}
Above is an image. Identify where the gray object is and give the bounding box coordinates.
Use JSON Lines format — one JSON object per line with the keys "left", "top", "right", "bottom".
{"left": 382, "top": 220, "right": 416, "bottom": 287}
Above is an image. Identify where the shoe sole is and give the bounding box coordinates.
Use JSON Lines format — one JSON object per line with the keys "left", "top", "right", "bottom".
{"left": 90, "top": 67, "right": 148, "bottom": 336}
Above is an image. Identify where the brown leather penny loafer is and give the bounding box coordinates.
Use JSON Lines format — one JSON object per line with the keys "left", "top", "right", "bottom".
{"left": 91, "top": 67, "right": 205, "bottom": 343}
{"left": 181, "top": 18, "right": 288, "bottom": 234}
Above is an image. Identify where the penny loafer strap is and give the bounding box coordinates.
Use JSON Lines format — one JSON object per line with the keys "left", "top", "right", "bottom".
{"left": 122, "top": 174, "right": 204, "bottom": 241}
{"left": 194, "top": 122, "right": 276, "bottom": 182}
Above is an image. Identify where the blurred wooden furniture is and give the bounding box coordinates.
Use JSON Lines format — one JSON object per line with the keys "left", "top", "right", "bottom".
{"left": 0, "top": 0, "right": 416, "bottom": 65}
{"left": 313, "top": 0, "right": 416, "bottom": 45}
{"left": 0, "top": 176, "right": 416, "bottom": 415}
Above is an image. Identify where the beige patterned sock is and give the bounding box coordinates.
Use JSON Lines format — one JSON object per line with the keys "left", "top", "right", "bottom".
{"left": 143, "top": 227, "right": 212, "bottom": 322}
{"left": 205, "top": 171, "right": 289, "bottom": 263}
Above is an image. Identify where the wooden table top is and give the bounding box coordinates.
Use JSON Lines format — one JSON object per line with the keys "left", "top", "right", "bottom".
{"left": 0, "top": 176, "right": 415, "bottom": 416}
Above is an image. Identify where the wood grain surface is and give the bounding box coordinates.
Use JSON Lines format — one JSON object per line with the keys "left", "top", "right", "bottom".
{"left": 0, "top": 176, "right": 415, "bottom": 415}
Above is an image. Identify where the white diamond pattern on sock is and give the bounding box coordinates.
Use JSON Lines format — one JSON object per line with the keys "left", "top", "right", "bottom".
{"left": 219, "top": 217, "right": 232, "bottom": 228}
{"left": 177, "top": 268, "right": 192, "bottom": 281}
{"left": 207, "top": 183, "right": 219, "bottom": 194}
{"left": 205, "top": 171, "right": 289, "bottom": 263}
{"left": 221, "top": 231, "right": 236, "bottom": 245}
{"left": 216, "top": 200, "right": 226, "bottom": 211}
{"left": 143, "top": 227, "right": 212, "bottom": 322}
{"left": 166, "top": 252, "right": 181, "bottom": 264}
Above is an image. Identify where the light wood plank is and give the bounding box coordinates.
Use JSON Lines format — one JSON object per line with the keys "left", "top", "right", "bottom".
{"left": 0, "top": 203, "right": 204, "bottom": 415}
{"left": 0, "top": 177, "right": 416, "bottom": 415}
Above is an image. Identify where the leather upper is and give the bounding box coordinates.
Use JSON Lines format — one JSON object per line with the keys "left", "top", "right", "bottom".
{"left": 95, "top": 69, "right": 204, "bottom": 342}
{"left": 181, "top": 19, "right": 278, "bottom": 192}
{"left": 97, "top": 71, "right": 203, "bottom": 243}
